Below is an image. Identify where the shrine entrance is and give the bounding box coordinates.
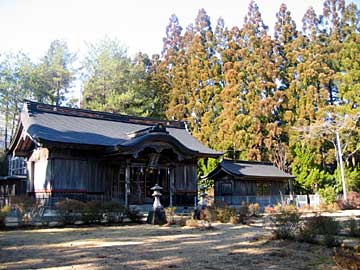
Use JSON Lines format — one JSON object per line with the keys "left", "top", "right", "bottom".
{"left": 129, "top": 167, "right": 170, "bottom": 205}
{"left": 128, "top": 147, "right": 178, "bottom": 206}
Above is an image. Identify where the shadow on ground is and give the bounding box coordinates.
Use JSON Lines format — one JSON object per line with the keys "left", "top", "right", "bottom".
{"left": 0, "top": 222, "right": 338, "bottom": 270}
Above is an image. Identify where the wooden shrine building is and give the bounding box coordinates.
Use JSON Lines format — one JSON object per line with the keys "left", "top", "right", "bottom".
{"left": 203, "top": 159, "right": 294, "bottom": 207}
{"left": 9, "top": 101, "right": 221, "bottom": 206}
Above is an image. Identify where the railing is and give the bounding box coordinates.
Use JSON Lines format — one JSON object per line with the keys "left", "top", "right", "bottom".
{"left": 216, "top": 194, "right": 321, "bottom": 209}
{"left": 216, "top": 195, "right": 286, "bottom": 208}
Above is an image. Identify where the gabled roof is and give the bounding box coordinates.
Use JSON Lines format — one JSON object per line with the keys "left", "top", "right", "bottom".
{"left": 10, "top": 101, "right": 222, "bottom": 158}
{"left": 203, "top": 159, "right": 294, "bottom": 180}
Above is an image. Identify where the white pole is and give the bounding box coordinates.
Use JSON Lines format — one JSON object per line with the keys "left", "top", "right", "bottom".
{"left": 336, "top": 131, "right": 347, "bottom": 202}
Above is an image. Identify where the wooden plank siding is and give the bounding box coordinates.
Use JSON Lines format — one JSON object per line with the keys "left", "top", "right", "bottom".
{"left": 215, "top": 177, "right": 286, "bottom": 197}
{"left": 28, "top": 147, "right": 198, "bottom": 205}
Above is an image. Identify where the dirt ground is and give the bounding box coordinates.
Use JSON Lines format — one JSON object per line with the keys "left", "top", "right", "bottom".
{"left": 0, "top": 221, "right": 340, "bottom": 270}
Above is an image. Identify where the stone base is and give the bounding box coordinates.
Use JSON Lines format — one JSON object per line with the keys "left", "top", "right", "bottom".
{"left": 147, "top": 208, "right": 167, "bottom": 225}
{"left": 193, "top": 205, "right": 207, "bottom": 220}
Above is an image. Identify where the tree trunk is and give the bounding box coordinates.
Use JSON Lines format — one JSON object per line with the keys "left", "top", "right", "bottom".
{"left": 336, "top": 131, "right": 347, "bottom": 202}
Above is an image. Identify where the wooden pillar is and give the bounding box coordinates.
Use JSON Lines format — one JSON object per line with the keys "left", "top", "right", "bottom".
{"left": 27, "top": 161, "right": 34, "bottom": 193}
{"left": 169, "top": 168, "right": 175, "bottom": 207}
{"left": 288, "top": 178, "right": 293, "bottom": 194}
{"left": 125, "top": 162, "right": 130, "bottom": 207}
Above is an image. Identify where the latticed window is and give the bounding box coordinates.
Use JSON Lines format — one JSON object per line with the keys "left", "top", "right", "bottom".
{"left": 256, "top": 182, "right": 271, "bottom": 196}
{"left": 8, "top": 157, "right": 27, "bottom": 176}
{"left": 221, "top": 182, "right": 232, "bottom": 195}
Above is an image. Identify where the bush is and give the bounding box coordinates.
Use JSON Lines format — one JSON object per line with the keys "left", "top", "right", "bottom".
{"left": 248, "top": 203, "right": 260, "bottom": 216}
{"left": 349, "top": 218, "right": 360, "bottom": 237}
{"left": 323, "top": 234, "right": 340, "bottom": 248}
{"left": 202, "top": 206, "right": 217, "bottom": 222}
{"left": 239, "top": 202, "right": 249, "bottom": 217}
{"left": 102, "top": 201, "right": 127, "bottom": 223}
{"left": 0, "top": 205, "right": 11, "bottom": 227}
{"left": 185, "top": 218, "right": 199, "bottom": 227}
{"left": 238, "top": 202, "right": 250, "bottom": 224}
{"left": 271, "top": 205, "right": 300, "bottom": 240}
{"left": 10, "top": 195, "right": 39, "bottom": 224}
{"left": 299, "top": 215, "right": 340, "bottom": 247}
{"left": 55, "top": 199, "right": 85, "bottom": 224}
{"left": 176, "top": 214, "right": 187, "bottom": 227}
{"left": 337, "top": 192, "right": 360, "bottom": 209}
{"left": 127, "top": 207, "right": 144, "bottom": 223}
{"left": 83, "top": 201, "right": 103, "bottom": 224}
{"left": 216, "top": 205, "right": 236, "bottom": 223}
{"left": 306, "top": 215, "right": 340, "bottom": 235}
{"left": 319, "top": 202, "right": 340, "bottom": 213}
{"left": 230, "top": 215, "right": 240, "bottom": 224}
{"left": 165, "top": 207, "right": 176, "bottom": 225}
{"left": 333, "top": 245, "right": 360, "bottom": 269}
{"left": 319, "top": 186, "right": 337, "bottom": 204}
{"left": 264, "top": 206, "right": 276, "bottom": 214}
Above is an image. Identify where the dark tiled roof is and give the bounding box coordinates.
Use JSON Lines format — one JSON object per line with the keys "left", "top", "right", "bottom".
{"left": 204, "top": 159, "right": 294, "bottom": 179}
{"left": 16, "top": 101, "right": 221, "bottom": 157}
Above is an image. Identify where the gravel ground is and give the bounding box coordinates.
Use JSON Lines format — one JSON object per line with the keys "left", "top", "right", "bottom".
{"left": 0, "top": 221, "right": 340, "bottom": 270}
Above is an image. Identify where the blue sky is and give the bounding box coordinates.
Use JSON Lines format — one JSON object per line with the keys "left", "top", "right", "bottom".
{"left": 0, "top": 0, "right": 339, "bottom": 60}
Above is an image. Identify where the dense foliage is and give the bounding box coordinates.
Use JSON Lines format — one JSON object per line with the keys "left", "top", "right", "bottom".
{"left": 0, "top": 0, "right": 359, "bottom": 194}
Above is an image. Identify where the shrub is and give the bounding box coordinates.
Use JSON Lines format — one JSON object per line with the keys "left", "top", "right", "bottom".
{"left": 323, "top": 234, "right": 340, "bottom": 248}
{"left": 298, "top": 204, "right": 312, "bottom": 213}
{"left": 319, "top": 186, "right": 337, "bottom": 204}
{"left": 216, "top": 205, "right": 236, "bottom": 223}
{"left": 319, "top": 202, "right": 340, "bottom": 213}
{"left": 55, "top": 199, "right": 85, "bottom": 224}
{"left": 165, "top": 207, "right": 176, "bottom": 225}
{"left": 299, "top": 215, "right": 340, "bottom": 247}
{"left": 239, "top": 202, "right": 249, "bottom": 216}
{"left": 349, "top": 218, "right": 360, "bottom": 237}
{"left": 271, "top": 205, "right": 300, "bottom": 240}
{"left": 10, "top": 195, "right": 39, "bottom": 224}
{"left": 238, "top": 202, "right": 250, "bottom": 224}
{"left": 273, "top": 203, "right": 283, "bottom": 213}
{"left": 102, "top": 200, "right": 126, "bottom": 213}
{"left": 345, "top": 192, "right": 360, "bottom": 209}
{"left": 185, "top": 218, "right": 199, "bottom": 227}
{"left": 83, "top": 201, "right": 103, "bottom": 224}
{"left": 306, "top": 215, "right": 340, "bottom": 235}
{"left": 127, "top": 207, "right": 144, "bottom": 223}
{"left": 264, "top": 206, "right": 276, "bottom": 214}
{"left": 213, "top": 200, "right": 228, "bottom": 208}
{"left": 0, "top": 205, "right": 11, "bottom": 227}
{"left": 202, "top": 206, "right": 217, "bottom": 222}
{"left": 248, "top": 203, "right": 260, "bottom": 216}
{"left": 299, "top": 225, "right": 317, "bottom": 244}
{"left": 230, "top": 215, "right": 240, "bottom": 224}
{"left": 176, "top": 214, "right": 187, "bottom": 227}
{"left": 333, "top": 245, "right": 360, "bottom": 269}
{"left": 101, "top": 200, "right": 127, "bottom": 223}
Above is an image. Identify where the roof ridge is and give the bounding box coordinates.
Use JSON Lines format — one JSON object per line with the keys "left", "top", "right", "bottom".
{"left": 24, "top": 100, "right": 185, "bottom": 129}
{"left": 222, "top": 158, "right": 273, "bottom": 165}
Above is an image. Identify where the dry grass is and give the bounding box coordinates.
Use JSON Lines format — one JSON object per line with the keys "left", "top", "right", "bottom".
{"left": 0, "top": 222, "right": 340, "bottom": 270}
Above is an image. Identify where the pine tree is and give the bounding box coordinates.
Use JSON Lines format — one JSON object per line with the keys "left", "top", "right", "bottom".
{"left": 37, "top": 40, "right": 76, "bottom": 106}
{"left": 0, "top": 53, "right": 33, "bottom": 148}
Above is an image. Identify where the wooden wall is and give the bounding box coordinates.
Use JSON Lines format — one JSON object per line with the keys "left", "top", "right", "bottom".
{"left": 28, "top": 147, "right": 198, "bottom": 205}
{"left": 174, "top": 163, "right": 197, "bottom": 192}
{"left": 215, "top": 176, "right": 287, "bottom": 197}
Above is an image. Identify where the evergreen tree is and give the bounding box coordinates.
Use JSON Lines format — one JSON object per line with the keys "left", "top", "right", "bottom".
{"left": 0, "top": 53, "right": 32, "bottom": 148}
{"left": 36, "top": 40, "right": 76, "bottom": 105}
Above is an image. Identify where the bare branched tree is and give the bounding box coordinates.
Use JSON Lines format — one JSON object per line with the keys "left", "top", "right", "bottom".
{"left": 296, "top": 112, "right": 360, "bottom": 201}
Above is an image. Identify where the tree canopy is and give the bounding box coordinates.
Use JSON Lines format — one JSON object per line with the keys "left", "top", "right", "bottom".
{"left": 0, "top": 0, "right": 359, "bottom": 194}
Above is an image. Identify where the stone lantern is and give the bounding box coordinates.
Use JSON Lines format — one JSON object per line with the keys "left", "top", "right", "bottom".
{"left": 146, "top": 184, "right": 167, "bottom": 225}
{"left": 198, "top": 185, "right": 207, "bottom": 209}
{"left": 194, "top": 184, "right": 208, "bottom": 220}
{"left": 151, "top": 184, "right": 163, "bottom": 209}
